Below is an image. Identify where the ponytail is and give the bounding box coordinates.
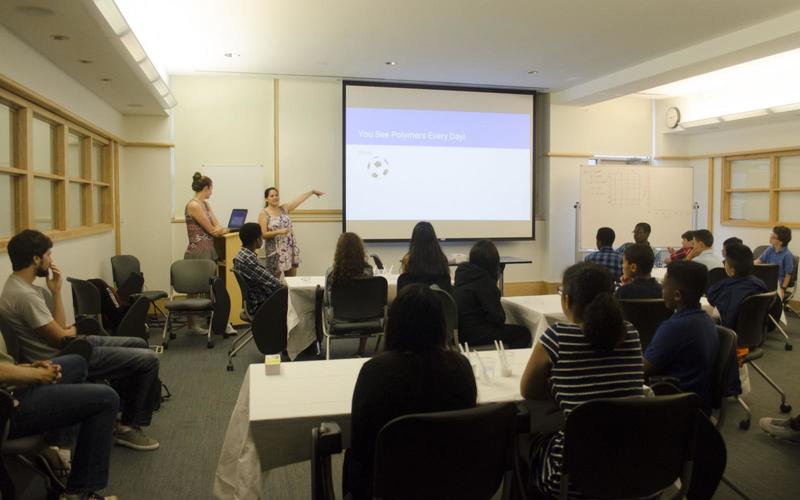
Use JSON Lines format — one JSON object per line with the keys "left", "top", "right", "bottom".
{"left": 562, "top": 262, "right": 626, "bottom": 352}
{"left": 581, "top": 292, "right": 626, "bottom": 352}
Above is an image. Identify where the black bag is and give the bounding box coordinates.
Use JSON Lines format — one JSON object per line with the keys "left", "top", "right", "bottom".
{"left": 88, "top": 278, "right": 130, "bottom": 332}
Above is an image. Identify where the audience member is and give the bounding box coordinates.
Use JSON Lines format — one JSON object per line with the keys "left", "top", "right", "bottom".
{"left": 616, "top": 222, "right": 651, "bottom": 254}
{"left": 454, "top": 240, "right": 531, "bottom": 349}
{"left": 644, "top": 260, "right": 718, "bottom": 412}
{"left": 520, "top": 262, "right": 644, "bottom": 498}
{"left": 722, "top": 237, "right": 743, "bottom": 258}
{"left": 400, "top": 221, "right": 452, "bottom": 292}
{"left": 755, "top": 225, "right": 795, "bottom": 297}
{"left": 615, "top": 243, "right": 662, "bottom": 299}
{"left": 325, "top": 232, "right": 374, "bottom": 356}
{"left": 345, "top": 284, "right": 476, "bottom": 500}
{"left": 0, "top": 352, "right": 119, "bottom": 500}
{"left": 707, "top": 244, "right": 768, "bottom": 328}
{"left": 760, "top": 413, "right": 800, "bottom": 444}
{"left": 232, "top": 222, "right": 283, "bottom": 317}
{"left": 584, "top": 227, "right": 623, "bottom": 281}
{"left": 0, "top": 230, "right": 160, "bottom": 450}
{"left": 665, "top": 230, "right": 694, "bottom": 264}
{"left": 687, "top": 229, "right": 723, "bottom": 270}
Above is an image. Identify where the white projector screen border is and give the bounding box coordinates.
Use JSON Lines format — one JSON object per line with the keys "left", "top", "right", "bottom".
{"left": 342, "top": 80, "right": 536, "bottom": 242}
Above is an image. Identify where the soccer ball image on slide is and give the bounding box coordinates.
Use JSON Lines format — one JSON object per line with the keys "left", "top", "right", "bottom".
{"left": 367, "top": 156, "right": 389, "bottom": 178}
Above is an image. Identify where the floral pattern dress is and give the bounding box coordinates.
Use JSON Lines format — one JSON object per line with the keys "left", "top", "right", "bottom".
{"left": 264, "top": 207, "right": 300, "bottom": 275}
{"left": 184, "top": 200, "right": 218, "bottom": 261}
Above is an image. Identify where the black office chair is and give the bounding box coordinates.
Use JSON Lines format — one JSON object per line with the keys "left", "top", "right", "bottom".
{"left": 113, "top": 295, "right": 151, "bottom": 341}
{"left": 752, "top": 245, "right": 769, "bottom": 261}
{"left": 227, "top": 286, "right": 288, "bottom": 371}
{"left": 752, "top": 264, "right": 792, "bottom": 350}
{"left": 782, "top": 255, "right": 799, "bottom": 320}
{"left": 559, "top": 394, "right": 700, "bottom": 500}
{"left": 110, "top": 254, "right": 168, "bottom": 322}
{"left": 311, "top": 402, "right": 528, "bottom": 500}
{"left": 617, "top": 299, "right": 673, "bottom": 350}
{"left": 314, "top": 285, "right": 324, "bottom": 357}
{"left": 162, "top": 259, "right": 217, "bottom": 349}
{"left": 707, "top": 267, "right": 728, "bottom": 290}
{"left": 711, "top": 326, "right": 737, "bottom": 430}
{"left": 211, "top": 276, "right": 232, "bottom": 338}
{"left": 322, "top": 276, "right": 388, "bottom": 360}
{"left": 430, "top": 284, "right": 459, "bottom": 347}
{"left": 227, "top": 270, "right": 255, "bottom": 369}
{"left": 397, "top": 272, "right": 453, "bottom": 294}
{"left": 67, "top": 277, "right": 105, "bottom": 332}
{"left": 734, "top": 292, "right": 791, "bottom": 430}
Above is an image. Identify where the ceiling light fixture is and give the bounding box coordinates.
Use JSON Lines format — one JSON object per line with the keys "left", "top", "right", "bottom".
{"left": 139, "top": 60, "right": 159, "bottom": 81}
{"left": 164, "top": 94, "right": 177, "bottom": 109}
{"left": 100, "top": 78, "right": 112, "bottom": 82}
{"left": 78, "top": 59, "right": 93, "bottom": 64}
{"left": 680, "top": 117, "right": 722, "bottom": 129}
{"left": 152, "top": 80, "right": 169, "bottom": 96}
{"left": 720, "top": 109, "right": 769, "bottom": 122}
{"left": 120, "top": 31, "right": 146, "bottom": 62}
{"left": 49, "top": 35, "right": 70, "bottom": 41}
{"left": 224, "top": 52, "right": 241, "bottom": 58}
{"left": 16, "top": 6, "right": 55, "bottom": 17}
{"left": 126, "top": 103, "right": 143, "bottom": 108}
{"left": 527, "top": 70, "right": 539, "bottom": 75}
{"left": 768, "top": 102, "right": 800, "bottom": 113}
{"left": 93, "top": 0, "right": 129, "bottom": 35}
{"left": 385, "top": 61, "right": 396, "bottom": 66}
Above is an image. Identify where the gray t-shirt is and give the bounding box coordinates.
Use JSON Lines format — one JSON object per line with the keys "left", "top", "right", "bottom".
{"left": 0, "top": 274, "right": 60, "bottom": 361}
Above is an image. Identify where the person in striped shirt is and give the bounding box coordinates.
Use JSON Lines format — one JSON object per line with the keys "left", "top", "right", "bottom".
{"left": 520, "top": 262, "right": 645, "bottom": 499}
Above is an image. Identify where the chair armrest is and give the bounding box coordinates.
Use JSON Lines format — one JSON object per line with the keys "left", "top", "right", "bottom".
{"left": 75, "top": 316, "right": 105, "bottom": 336}
{"left": 514, "top": 401, "right": 531, "bottom": 434}
{"left": 317, "top": 421, "right": 343, "bottom": 456}
{"left": 649, "top": 379, "right": 683, "bottom": 396}
{"left": 311, "top": 421, "right": 342, "bottom": 500}
{"left": 59, "top": 338, "right": 93, "bottom": 363}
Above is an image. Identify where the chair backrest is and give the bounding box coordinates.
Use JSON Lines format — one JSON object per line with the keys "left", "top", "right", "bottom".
{"left": 110, "top": 254, "right": 142, "bottom": 290}
{"left": 751, "top": 264, "right": 778, "bottom": 291}
{"left": 231, "top": 269, "right": 251, "bottom": 313}
{"left": 373, "top": 403, "right": 519, "bottom": 500}
{"left": 397, "top": 272, "right": 452, "bottom": 294}
{"left": 752, "top": 245, "right": 770, "bottom": 260}
{"left": 789, "top": 255, "right": 799, "bottom": 289}
{"left": 617, "top": 299, "right": 673, "bottom": 350}
{"left": 251, "top": 287, "right": 289, "bottom": 355}
{"left": 0, "top": 389, "right": 18, "bottom": 498}
{"left": 429, "top": 285, "right": 458, "bottom": 346}
{"left": 711, "top": 326, "right": 737, "bottom": 410}
{"left": 707, "top": 267, "right": 728, "bottom": 289}
{"left": 66, "top": 277, "right": 102, "bottom": 316}
{"left": 562, "top": 393, "right": 700, "bottom": 499}
{"left": 114, "top": 296, "right": 150, "bottom": 340}
{"left": 0, "top": 315, "right": 20, "bottom": 361}
{"left": 211, "top": 276, "right": 231, "bottom": 335}
{"left": 331, "top": 276, "right": 388, "bottom": 321}
{"left": 170, "top": 259, "right": 217, "bottom": 294}
{"left": 735, "top": 291, "right": 777, "bottom": 348}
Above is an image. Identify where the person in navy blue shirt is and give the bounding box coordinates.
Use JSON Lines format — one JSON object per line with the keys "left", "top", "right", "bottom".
{"left": 707, "top": 243, "right": 769, "bottom": 329}
{"left": 644, "top": 260, "right": 719, "bottom": 412}
{"left": 615, "top": 243, "right": 662, "bottom": 299}
{"left": 755, "top": 225, "right": 795, "bottom": 297}
{"left": 584, "top": 227, "right": 623, "bottom": 282}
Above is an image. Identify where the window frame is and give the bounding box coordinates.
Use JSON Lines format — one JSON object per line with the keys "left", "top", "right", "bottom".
{"left": 0, "top": 86, "right": 117, "bottom": 250}
{"left": 722, "top": 149, "right": 800, "bottom": 228}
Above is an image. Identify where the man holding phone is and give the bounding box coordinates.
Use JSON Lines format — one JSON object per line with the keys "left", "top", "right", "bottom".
{"left": 0, "top": 230, "right": 161, "bottom": 451}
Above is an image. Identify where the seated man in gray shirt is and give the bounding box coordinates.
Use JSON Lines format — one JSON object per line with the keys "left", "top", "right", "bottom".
{"left": 687, "top": 229, "right": 723, "bottom": 270}
{"left": 0, "top": 230, "right": 160, "bottom": 451}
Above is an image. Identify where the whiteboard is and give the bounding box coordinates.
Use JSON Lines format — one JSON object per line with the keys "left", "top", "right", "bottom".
{"left": 200, "top": 164, "right": 264, "bottom": 226}
{"left": 579, "top": 166, "right": 694, "bottom": 249}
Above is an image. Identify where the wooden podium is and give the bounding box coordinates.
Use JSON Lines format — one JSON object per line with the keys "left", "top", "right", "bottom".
{"left": 214, "top": 233, "right": 245, "bottom": 325}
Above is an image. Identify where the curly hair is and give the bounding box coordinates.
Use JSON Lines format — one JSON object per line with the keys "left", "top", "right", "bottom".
{"left": 331, "top": 232, "right": 369, "bottom": 284}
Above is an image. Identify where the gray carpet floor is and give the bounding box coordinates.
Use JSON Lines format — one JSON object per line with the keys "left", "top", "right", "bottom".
{"left": 103, "top": 315, "right": 800, "bottom": 500}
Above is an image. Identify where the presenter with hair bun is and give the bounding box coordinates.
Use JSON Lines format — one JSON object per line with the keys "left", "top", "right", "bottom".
{"left": 185, "top": 172, "right": 227, "bottom": 261}
{"left": 259, "top": 187, "right": 324, "bottom": 277}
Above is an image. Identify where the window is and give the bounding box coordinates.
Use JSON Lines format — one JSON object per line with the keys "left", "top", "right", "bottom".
{"left": 0, "top": 86, "right": 117, "bottom": 250}
{"left": 723, "top": 151, "right": 800, "bottom": 227}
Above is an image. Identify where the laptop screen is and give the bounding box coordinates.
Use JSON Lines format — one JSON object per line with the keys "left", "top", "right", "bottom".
{"left": 228, "top": 209, "right": 248, "bottom": 229}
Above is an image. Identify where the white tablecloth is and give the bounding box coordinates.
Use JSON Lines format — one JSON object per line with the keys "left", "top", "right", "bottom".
{"left": 213, "top": 347, "right": 533, "bottom": 500}
{"left": 501, "top": 294, "right": 565, "bottom": 345}
{"left": 283, "top": 274, "right": 399, "bottom": 359}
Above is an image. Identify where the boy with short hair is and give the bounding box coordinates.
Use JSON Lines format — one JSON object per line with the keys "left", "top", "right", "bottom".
{"left": 755, "top": 225, "right": 795, "bottom": 297}
{"left": 687, "top": 229, "right": 723, "bottom": 270}
{"left": 616, "top": 222, "right": 651, "bottom": 254}
{"left": 644, "top": 260, "right": 719, "bottom": 412}
{"left": 665, "top": 230, "right": 694, "bottom": 264}
{"left": 584, "top": 227, "right": 623, "bottom": 282}
{"left": 615, "top": 243, "right": 662, "bottom": 299}
{"left": 707, "top": 243, "right": 769, "bottom": 328}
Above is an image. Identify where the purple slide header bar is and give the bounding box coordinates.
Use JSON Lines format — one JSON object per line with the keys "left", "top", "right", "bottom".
{"left": 346, "top": 108, "right": 531, "bottom": 149}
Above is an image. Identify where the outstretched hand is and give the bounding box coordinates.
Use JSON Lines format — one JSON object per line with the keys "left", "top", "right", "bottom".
{"left": 312, "top": 189, "right": 325, "bottom": 197}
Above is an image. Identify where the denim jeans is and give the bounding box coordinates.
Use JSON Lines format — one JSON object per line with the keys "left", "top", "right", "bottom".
{"left": 9, "top": 354, "right": 119, "bottom": 494}
{"left": 83, "top": 335, "right": 159, "bottom": 427}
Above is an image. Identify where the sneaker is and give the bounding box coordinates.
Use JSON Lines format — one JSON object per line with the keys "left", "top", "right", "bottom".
{"left": 759, "top": 417, "right": 800, "bottom": 443}
{"left": 224, "top": 323, "right": 238, "bottom": 336}
{"left": 37, "top": 446, "right": 70, "bottom": 489}
{"left": 114, "top": 427, "right": 160, "bottom": 450}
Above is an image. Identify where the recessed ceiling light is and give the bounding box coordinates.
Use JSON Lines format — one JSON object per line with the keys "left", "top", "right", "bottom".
{"left": 17, "top": 6, "right": 55, "bottom": 17}
{"left": 100, "top": 78, "right": 112, "bottom": 82}
{"left": 527, "top": 70, "right": 539, "bottom": 75}
{"left": 126, "top": 103, "right": 143, "bottom": 108}
{"left": 78, "top": 59, "right": 93, "bottom": 64}
{"left": 385, "top": 61, "right": 396, "bottom": 66}
{"left": 50, "top": 35, "right": 70, "bottom": 41}
{"left": 224, "top": 52, "right": 241, "bottom": 58}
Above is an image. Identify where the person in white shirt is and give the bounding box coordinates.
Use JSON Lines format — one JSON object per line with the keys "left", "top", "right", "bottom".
{"left": 687, "top": 229, "right": 723, "bottom": 270}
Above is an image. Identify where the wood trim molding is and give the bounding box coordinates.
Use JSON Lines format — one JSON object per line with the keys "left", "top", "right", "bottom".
{"left": 113, "top": 141, "right": 121, "bottom": 254}
{"left": 273, "top": 79, "right": 280, "bottom": 190}
{"left": 656, "top": 145, "right": 800, "bottom": 162}
{"left": 0, "top": 225, "right": 113, "bottom": 252}
{"left": 121, "top": 142, "right": 174, "bottom": 148}
{"left": 504, "top": 281, "right": 560, "bottom": 296}
{"left": 292, "top": 209, "right": 342, "bottom": 215}
{"left": 546, "top": 152, "right": 594, "bottom": 158}
{"left": 707, "top": 158, "right": 714, "bottom": 231}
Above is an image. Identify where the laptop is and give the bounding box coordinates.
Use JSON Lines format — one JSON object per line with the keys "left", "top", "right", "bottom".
{"left": 227, "top": 209, "right": 248, "bottom": 232}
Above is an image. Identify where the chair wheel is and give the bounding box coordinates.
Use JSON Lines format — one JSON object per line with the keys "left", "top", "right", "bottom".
{"left": 207, "top": 341, "right": 215, "bottom": 349}
{"left": 781, "top": 404, "right": 792, "bottom": 413}
{"left": 785, "top": 343, "right": 793, "bottom": 351}
{"left": 169, "top": 333, "right": 177, "bottom": 339}
{"left": 739, "top": 419, "right": 750, "bottom": 430}
{"left": 226, "top": 364, "right": 234, "bottom": 371}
